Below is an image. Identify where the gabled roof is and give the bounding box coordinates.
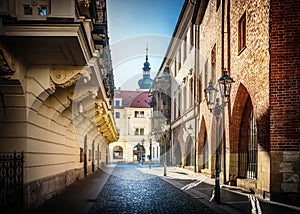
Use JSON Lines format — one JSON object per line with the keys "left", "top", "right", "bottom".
{"left": 114, "top": 90, "right": 151, "bottom": 108}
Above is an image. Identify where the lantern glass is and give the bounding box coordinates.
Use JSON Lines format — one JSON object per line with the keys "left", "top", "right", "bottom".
{"left": 218, "top": 69, "right": 235, "bottom": 101}
{"left": 204, "top": 80, "right": 217, "bottom": 111}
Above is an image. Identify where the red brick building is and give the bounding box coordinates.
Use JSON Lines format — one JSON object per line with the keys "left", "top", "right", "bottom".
{"left": 159, "top": 0, "right": 299, "bottom": 206}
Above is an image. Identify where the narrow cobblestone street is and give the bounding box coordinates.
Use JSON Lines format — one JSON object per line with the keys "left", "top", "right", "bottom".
{"left": 89, "top": 164, "right": 215, "bottom": 214}
{"left": 29, "top": 164, "right": 300, "bottom": 214}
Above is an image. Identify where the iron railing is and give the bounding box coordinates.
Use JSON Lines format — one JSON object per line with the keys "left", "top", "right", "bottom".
{"left": 0, "top": 152, "right": 24, "bottom": 213}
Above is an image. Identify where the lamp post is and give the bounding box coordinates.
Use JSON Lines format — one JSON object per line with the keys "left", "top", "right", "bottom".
{"left": 162, "top": 121, "right": 170, "bottom": 176}
{"left": 187, "top": 125, "right": 196, "bottom": 172}
{"left": 204, "top": 69, "right": 234, "bottom": 203}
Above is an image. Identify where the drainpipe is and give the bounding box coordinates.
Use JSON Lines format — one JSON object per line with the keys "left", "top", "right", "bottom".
{"left": 223, "top": 0, "right": 231, "bottom": 184}
{"left": 194, "top": 24, "right": 200, "bottom": 172}
{"left": 221, "top": 0, "right": 226, "bottom": 184}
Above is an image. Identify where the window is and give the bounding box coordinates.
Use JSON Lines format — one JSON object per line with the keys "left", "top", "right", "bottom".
{"left": 174, "top": 61, "right": 177, "bottom": 77}
{"left": 178, "top": 48, "right": 182, "bottom": 71}
{"left": 197, "top": 78, "right": 202, "bottom": 103}
{"left": 135, "top": 111, "right": 144, "bottom": 118}
{"left": 184, "top": 36, "right": 187, "bottom": 61}
{"left": 173, "top": 98, "right": 177, "bottom": 119}
{"left": 115, "top": 100, "right": 120, "bottom": 107}
{"left": 80, "top": 148, "right": 83, "bottom": 162}
{"left": 238, "top": 97, "right": 257, "bottom": 180}
{"left": 22, "top": 1, "right": 49, "bottom": 17}
{"left": 23, "top": 4, "right": 32, "bottom": 15}
{"left": 238, "top": 12, "right": 247, "bottom": 53}
{"left": 135, "top": 128, "right": 145, "bottom": 136}
{"left": 204, "top": 59, "right": 208, "bottom": 88}
{"left": 178, "top": 91, "right": 181, "bottom": 117}
{"left": 38, "top": 5, "right": 47, "bottom": 16}
{"left": 211, "top": 45, "right": 216, "bottom": 85}
{"left": 115, "top": 112, "right": 120, "bottom": 118}
{"left": 247, "top": 110, "right": 257, "bottom": 179}
{"left": 183, "top": 86, "right": 187, "bottom": 111}
{"left": 189, "top": 78, "right": 194, "bottom": 107}
{"left": 190, "top": 25, "right": 194, "bottom": 48}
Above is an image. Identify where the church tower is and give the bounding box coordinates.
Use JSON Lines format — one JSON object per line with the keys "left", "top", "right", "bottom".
{"left": 138, "top": 46, "right": 153, "bottom": 89}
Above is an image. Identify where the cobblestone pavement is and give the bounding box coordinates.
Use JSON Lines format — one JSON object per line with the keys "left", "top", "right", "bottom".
{"left": 89, "top": 164, "right": 216, "bottom": 214}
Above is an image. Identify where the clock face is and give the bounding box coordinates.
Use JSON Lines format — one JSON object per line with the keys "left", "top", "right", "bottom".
{"left": 30, "top": 0, "right": 38, "bottom": 6}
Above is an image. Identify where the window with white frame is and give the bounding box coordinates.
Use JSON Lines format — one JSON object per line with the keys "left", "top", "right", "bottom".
{"left": 115, "top": 100, "right": 121, "bottom": 107}
{"left": 134, "top": 111, "right": 144, "bottom": 118}
{"left": 134, "top": 128, "right": 145, "bottom": 136}
{"left": 190, "top": 25, "right": 194, "bottom": 48}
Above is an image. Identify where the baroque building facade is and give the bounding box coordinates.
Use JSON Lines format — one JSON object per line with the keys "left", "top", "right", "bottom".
{"left": 0, "top": 0, "right": 118, "bottom": 209}
{"left": 110, "top": 89, "right": 159, "bottom": 164}
{"left": 110, "top": 51, "right": 158, "bottom": 164}
{"left": 153, "top": 0, "right": 299, "bottom": 206}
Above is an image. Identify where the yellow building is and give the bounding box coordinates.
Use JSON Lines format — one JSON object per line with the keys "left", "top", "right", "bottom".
{"left": 110, "top": 89, "right": 160, "bottom": 164}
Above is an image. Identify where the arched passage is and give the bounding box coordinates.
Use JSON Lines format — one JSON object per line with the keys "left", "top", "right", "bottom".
{"left": 133, "top": 143, "right": 145, "bottom": 163}
{"left": 230, "top": 84, "right": 258, "bottom": 181}
{"left": 0, "top": 80, "right": 26, "bottom": 152}
{"left": 173, "top": 141, "right": 182, "bottom": 166}
{"left": 113, "top": 146, "right": 123, "bottom": 159}
{"left": 185, "top": 136, "right": 194, "bottom": 167}
{"left": 198, "top": 117, "right": 209, "bottom": 170}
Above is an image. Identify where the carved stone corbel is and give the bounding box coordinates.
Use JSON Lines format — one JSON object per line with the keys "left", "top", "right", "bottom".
{"left": 50, "top": 69, "right": 82, "bottom": 88}
{"left": 0, "top": 45, "right": 16, "bottom": 79}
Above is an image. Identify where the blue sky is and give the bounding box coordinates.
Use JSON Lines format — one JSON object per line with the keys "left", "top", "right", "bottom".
{"left": 106, "top": 0, "right": 185, "bottom": 90}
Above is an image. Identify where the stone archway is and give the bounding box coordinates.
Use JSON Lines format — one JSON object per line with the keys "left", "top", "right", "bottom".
{"left": 113, "top": 146, "right": 123, "bottom": 159}
{"left": 0, "top": 80, "right": 26, "bottom": 152}
{"left": 230, "top": 83, "right": 257, "bottom": 182}
{"left": 185, "top": 136, "right": 194, "bottom": 167}
{"left": 173, "top": 141, "right": 182, "bottom": 166}
{"left": 133, "top": 143, "right": 145, "bottom": 163}
{"left": 198, "top": 117, "right": 209, "bottom": 170}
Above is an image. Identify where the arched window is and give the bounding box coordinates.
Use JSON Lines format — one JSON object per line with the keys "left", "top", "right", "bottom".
{"left": 238, "top": 97, "right": 257, "bottom": 179}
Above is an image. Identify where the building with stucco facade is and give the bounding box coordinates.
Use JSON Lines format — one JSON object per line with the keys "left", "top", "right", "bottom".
{"left": 0, "top": 0, "right": 118, "bottom": 209}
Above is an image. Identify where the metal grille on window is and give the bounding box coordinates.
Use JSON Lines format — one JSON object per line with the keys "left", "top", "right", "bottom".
{"left": 247, "top": 110, "right": 257, "bottom": 179}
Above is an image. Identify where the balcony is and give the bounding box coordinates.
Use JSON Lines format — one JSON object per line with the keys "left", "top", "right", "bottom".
{"left": 0, "top": 23, "right": 92, "bottom": 66}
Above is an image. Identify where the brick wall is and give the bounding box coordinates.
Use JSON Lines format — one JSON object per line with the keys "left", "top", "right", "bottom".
{"left": 270, "top": 0, "right": 300, "bottom": 151}
{"left": 269, "top": 0, "right": 300, "bottom": 205}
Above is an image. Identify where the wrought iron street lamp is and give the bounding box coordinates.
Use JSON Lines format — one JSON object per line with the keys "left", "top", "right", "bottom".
{"left": 204, "top": 69, "right": 234, "bottom": 203}
{"left": 218, "top": 69, "right": 235, "bottom": 102}
{"left": 162, "top": 121, "right": 170, "bottom": 176}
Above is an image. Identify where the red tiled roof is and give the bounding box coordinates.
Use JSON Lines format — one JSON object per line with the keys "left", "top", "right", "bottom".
{"left": 114, "top": 90, "right": 151, "bottom": 108}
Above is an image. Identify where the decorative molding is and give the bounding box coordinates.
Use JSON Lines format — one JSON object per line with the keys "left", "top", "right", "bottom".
{"left": 50, "top": 69, "right": 81, "bottom": 88}
{"left": 0, "top": 45, "right": 16, "bottom": 79}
